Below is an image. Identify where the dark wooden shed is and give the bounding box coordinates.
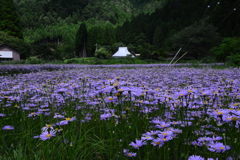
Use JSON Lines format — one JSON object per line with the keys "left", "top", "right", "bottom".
{"left": 0, "top": 44, "right": 20, "bottom": 61}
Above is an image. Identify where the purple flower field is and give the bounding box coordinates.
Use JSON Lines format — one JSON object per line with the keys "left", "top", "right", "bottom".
{"left": 0, "top": 64, "right": 239, "bottom": 159}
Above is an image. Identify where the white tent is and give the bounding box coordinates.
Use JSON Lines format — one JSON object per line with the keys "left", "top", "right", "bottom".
{"left": 112, "top": 47, "right": 134, "bottom": 57}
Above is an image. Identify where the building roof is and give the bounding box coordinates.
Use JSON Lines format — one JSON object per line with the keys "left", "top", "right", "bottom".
{"left": 0, "top": 44, "right": 20, "bottom": 53}
{"left": 112, "top": 47, "right": 134, "bottom": 57}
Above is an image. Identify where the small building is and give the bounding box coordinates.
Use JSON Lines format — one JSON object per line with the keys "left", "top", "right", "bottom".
{"left": 112, "top": 47, "right": 135, "bottom": 58}
{"left": 0, "top": 44, "right": 20, "bottom": 61}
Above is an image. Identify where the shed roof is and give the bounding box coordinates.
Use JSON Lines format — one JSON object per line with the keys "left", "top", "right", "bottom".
{"left": 0, "top": 44, "right": 20, "bottom": 53}
{"left": 112, "top": 47, "right": 134, "bottom": 57}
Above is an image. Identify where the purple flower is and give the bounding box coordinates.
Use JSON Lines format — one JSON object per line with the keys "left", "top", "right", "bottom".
{"left": 171, "top": 128, "right": 182, "bottom": 134}
{"left": 211, "top": 136, "right": 222, "bottom": 141}
{"left": 144, "top": 130, "right": 160, "bottom": 136}
{"left": 188, "top": 155, "right": 204, "bottom": 160}
{"left": 0, "top": 113, "right": 6, "bottom": 117}
{"left": 2, "top": 125, "right": 14, "bottom": 130}
{"left": 56, "top": 120, "right": 69, "bottom": 126}
{"left": 40, "top": 130, "right": 56, "bottom": 141}
{"left": 41, "top": 124, "right": 54, "bottom": 131}
{"left": 158, "top": 131, "right": 173, "bottom": 137}
{"left": 129, "top": 139, "right": 146, "bottom": 149}
{"left": 141, "top": 135, "right": 154, "bottom": 141}
{"left": 151, "top": 138, "right": 164, "bottom": 147}
{"left": 126, "top": 152, "right": 137, "bottom": 157}
{"left": 54, "top": 114, "right": 65, "bottom": 119}
{"left": 207, "top": 142, "right": 230, "bottom": 153}
{"left": 56, "top": 116, "right": 76, "bottom": 125}
{"left": 197, "top": 136, "right": 212, "bottom": 142}
{"left": 65, "top": 116, "right": 76, "bottom": 122}
{"left": 104, "top": 96, "right": 117, "bottom": 103}
{"left": 155, "top": 122, "right": 171, "bottom": 128}
{"left": 157, "top": 134, "right": 173, "bottom": 142}
{"left": 177, "top": 90, "right": 190, "bottom": 97}
{"left": 28, "top": 112, "right": 38, "bottom": 117}
{"left": 55, "top": 88, "right": 68, "bottom": 93}
{"left": 191, "top": 140, "right": 203, "bottom": 146}
{"left": 123, "top": 149, "right": 137, "bottom": 157}
{"left": 100, "top": 113, "right": 112, "bottom": 120}
{"left": 33, "top": 135, "right": 40, "bottom": 139}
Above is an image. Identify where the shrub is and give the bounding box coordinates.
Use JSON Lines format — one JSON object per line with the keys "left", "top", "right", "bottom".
{"left": 94, "top": 47, "right": 111, "bottom": 59}
{"left": 226, "top": 54, "right": 240, "bottom": 67}
{"left": 25, "top": 57, "right": 45, "bottom": 64}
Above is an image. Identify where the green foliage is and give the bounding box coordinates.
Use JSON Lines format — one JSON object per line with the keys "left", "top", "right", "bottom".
{"left": 170, "top": 18, "right": 222, "bottom": 59}
{"left": 200, "top": 56, "right": 217, "bottom": 63}
{"left": 10, "top": 0, "right": 240, "bottom": 62}
{"left": 0, "top": 0, "right": 23, "bottom": 38}
{"left": 63, "top": 57, "right": 96, "bottom": 64}
{"left": 25, "top": 57, "right": 46, "bottom": 64}
{"left": 210, "top": 0, "right": 240, "bottom": 37}
{"left": 111, "top": 42, "right": 125, "bottom": 53}
{"left": 75, "top": 22, "right": 88, "bottom": 57}
{"left": 151, "top": 49, "right": 168, "bottom": 61}
{"left": 210, "top": 37, "right": 240, "bottom": 62}
{"left": 94, "top": 47, "right": 112, "bottom": 59}
{"left": 226, "top": 54, "right": 240, "bottom": 67}
{"left": 102, "top": 24, "right": 116, "bottom": 45}
{"left": 32, "top": 44, "right": 62, "bottom": 60}
{"left": 0, "top": 31, "right": 31, "bottom": 59}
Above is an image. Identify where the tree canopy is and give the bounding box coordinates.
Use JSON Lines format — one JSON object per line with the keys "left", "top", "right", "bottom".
{"left": 75, "top": 22, "right": 88, "bottom": 57}
{"left": 0, "top": 0, "right": 23, "bottom": 38}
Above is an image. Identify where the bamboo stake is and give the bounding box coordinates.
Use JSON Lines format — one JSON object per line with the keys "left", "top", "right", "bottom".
{"left": 168, "top": 47, "right": 182, "bottom": 66}
{"left": 172, "top": 52, "right": 188, "bottom": 65}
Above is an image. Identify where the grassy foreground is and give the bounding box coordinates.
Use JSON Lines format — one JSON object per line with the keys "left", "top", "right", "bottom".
{"left": 0, "top": 65, "right": 240, "bottom": 160}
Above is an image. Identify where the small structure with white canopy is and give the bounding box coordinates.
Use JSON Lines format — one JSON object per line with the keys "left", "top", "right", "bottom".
{"left": 112, "top": 47, "right": 134, "bottom": 58}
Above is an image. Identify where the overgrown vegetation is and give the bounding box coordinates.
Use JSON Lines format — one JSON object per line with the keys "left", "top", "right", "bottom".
{"left": 0, "top": 0, "right": 239, "bottom": 66}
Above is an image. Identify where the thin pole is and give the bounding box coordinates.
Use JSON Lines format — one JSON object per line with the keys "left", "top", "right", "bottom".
{"left": 168, "top": 47, "right": 182, "bottom": 66}
{"left": 172, "top": 52, "right": 188, "bottom": 65}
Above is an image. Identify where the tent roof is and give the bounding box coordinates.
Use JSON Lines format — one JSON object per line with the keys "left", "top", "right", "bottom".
{"left": 112, "top": 47, "right": 134, "bottom": 57}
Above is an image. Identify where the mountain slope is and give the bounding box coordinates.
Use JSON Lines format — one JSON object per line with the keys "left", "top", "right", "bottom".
{"left": 14, "top": 0, "right": 167, "bottom": 29}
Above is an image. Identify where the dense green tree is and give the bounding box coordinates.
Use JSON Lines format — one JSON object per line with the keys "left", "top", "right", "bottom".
{"left": 170, "top": 18, "right": 222, "bottom": 59}
{"left": 87, "top": 26, "right": 100, "bottom": 57}
{"left": 210, "top": 0, "right": 240, "bottom": 37}
{"left": 153, "top": 26, "right": 165, "bottom": 49}
{"left": 210, "top": 37, "right": 240, "bottom": 62}
{"left": 0, "top": 0, "right": 23, "bottom": 38}
{"left": 75, "top": 22, "right": 88, "bottom": 57}
{"left": 102, "top": 24, "right": 116, "bottom": 46}
{"left": 32, "top": 44, "right": 62, "bottom": 60}
{"left": 116, "top": 20, "right": 130, "bottom": 44}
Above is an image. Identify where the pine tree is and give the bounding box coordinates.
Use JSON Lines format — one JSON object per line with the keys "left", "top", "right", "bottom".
{"left": 87, "top": 26, "right": 99, "bottom": 57}
{"left": 0, "top": 0, "right": 23, "bottom": 39}
{"left": 153, "top": 26, "right": 164, "bottom": 49}
{"left": 102, "top": 25, "right": 116, "bottom": 46}
{"left": 75, "top": 22, "right": 88, "bottom": 57}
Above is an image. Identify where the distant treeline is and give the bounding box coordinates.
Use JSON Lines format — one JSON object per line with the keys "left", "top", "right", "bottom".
{"left": 1, "top": 0, "right": 239, "bottom": 64}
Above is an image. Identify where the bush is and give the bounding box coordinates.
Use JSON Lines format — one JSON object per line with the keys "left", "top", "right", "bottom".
{"left": 210, "top": 37, "right": 240, "bottom": 61}
{"left": 64, "top": 58, "right": 81, "bottom": 64}
{"left": 226, "top": 54, "right": 240, "bottom": 67}
{"left": 0, "top": 60, "right": 26, "bottom": 65}
{"left": 25, "top": 57, "right": 46, "bottom": 64}
{"left": 94, "top": 47, "right": 111, "bottom": 59}
{"left": 200, "top": 56, "right": 217, "bottom": 63}
{"left": 188, "top": 60, "right": 200, "bottom": 67}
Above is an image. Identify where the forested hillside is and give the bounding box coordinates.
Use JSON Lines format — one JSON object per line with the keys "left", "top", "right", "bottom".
{"left": 1, "top": 0, "right": 240, "bottom": 64}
